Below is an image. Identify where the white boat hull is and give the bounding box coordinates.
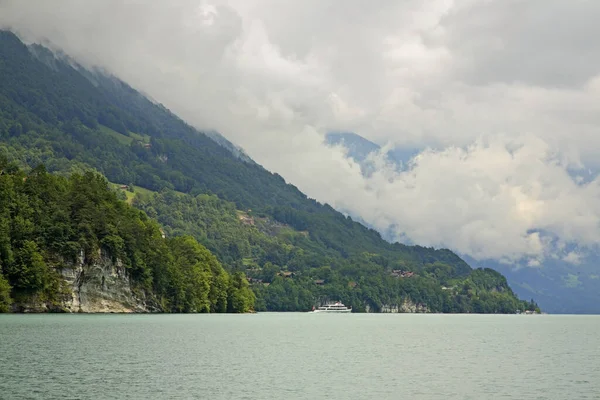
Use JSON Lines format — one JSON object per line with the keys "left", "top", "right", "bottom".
{"left": 311, "top": 301, "right": 352, "bottom": 313}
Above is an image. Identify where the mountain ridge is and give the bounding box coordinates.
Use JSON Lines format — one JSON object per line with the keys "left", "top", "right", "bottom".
{"left": 0, "top": 30, "right": 538, "bottom": 313}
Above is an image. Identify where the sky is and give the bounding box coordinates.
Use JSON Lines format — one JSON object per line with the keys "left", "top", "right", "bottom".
{"left": 1, "top": 0, "right": 599, "bottom": 267}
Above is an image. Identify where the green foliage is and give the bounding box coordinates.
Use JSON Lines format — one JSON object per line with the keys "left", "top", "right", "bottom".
{"left": 0, "top": 163, "right": 253, "bottom": 313}
{"left": 133, "top": 188, "right": 536, "bottom": 313}
{"left": 227, "top": 272, "right": 256, "bottom": 313}
{"left": 7, "top": 240, "right": 48, "bottom": 292}
{"left": 166, "top": 236, "right": 229, "bottom": 313}
{"left": 0, "top": 272, "right": 12, "bottom": 312}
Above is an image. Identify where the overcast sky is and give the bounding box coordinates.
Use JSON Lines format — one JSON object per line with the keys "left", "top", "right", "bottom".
{"left": 2, "top": 0, "right": 599, "bottom": 267}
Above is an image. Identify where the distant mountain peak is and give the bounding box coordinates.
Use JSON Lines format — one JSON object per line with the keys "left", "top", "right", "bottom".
{"left": 325, "top": 132, "right": 381, "bottom": 161}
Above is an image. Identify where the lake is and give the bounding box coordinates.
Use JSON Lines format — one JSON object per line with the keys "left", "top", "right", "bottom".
{"left": 0, "top": 314, "right": 598, "bottom": 399}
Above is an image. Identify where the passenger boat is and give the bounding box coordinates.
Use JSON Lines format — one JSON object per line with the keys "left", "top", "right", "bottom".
{"left": 311, "top": 301, "right": 352, "bottom": 313}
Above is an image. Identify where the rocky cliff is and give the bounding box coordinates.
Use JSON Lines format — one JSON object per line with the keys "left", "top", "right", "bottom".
{"left": 366, "top": 299, "right": 429, "bottom": 313}
{"left": 61, "top": 249, "right": 153, "bottom": 313}
{"left": 14, "top": 249, "right": 153, "bottom": 313}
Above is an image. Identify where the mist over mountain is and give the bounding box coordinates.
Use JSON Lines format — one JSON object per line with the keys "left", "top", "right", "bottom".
{"left": 0, "top": 30, "right": 541, "bottom": 314}
{"left": 327, "top": 132, "right": 600, "bottom": 313}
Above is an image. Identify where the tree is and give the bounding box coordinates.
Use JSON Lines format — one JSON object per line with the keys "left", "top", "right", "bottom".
{"left": 0, "top": 273, "right": 12, "bottom": 312}
{"left": 6, "top": 241, "right": 48, "bottom": 293}
{"left": 227, "top": 272, "right": 255, "bottom": 313}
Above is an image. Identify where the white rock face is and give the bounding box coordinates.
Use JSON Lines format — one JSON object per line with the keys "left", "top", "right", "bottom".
{"left": 59, "top": 249, "right": 149, "bottom": 313}
{"left": 368, "top": 299, "right": 429, "bottom": 313}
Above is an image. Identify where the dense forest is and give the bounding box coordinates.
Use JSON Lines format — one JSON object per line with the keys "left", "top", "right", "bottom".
{"left": 0, "top": 30, "right": 539, "bottom": 313}
{"left": 0, "top": 159, "right": 254, "bottom": 313}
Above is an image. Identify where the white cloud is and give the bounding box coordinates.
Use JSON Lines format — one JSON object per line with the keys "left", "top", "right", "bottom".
{"left": 333, "top": 134, "right": 600, "bottom": 263}
{"left": 563, "top": 251, "right": 584, "bottom": 265}
{"left": 1, "top": 0, "right": 600, "bottom": 267}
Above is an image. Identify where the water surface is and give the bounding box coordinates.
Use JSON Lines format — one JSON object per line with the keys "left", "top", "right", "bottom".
{"left": 1, "top": 314, "right": 598, "bottom": 399}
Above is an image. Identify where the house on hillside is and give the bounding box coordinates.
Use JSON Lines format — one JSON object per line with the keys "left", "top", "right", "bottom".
{"left": 239, "top": 214, "right": 255, "bottom": 226}
{"left": 277, "top": 271, "right": 296, "bottom": 278}
{"left": 390, "top": 270, "right": 415, "bottom": 278}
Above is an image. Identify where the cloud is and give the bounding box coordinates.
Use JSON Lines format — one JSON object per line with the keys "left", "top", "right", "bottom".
{"left": 1, "top": 0, "right": 600, "bottom": 266}
{"left": 341, "top": 135, "right": 600, "bottom": 263}
{"left": 563, "top": 251, "right": 584, "bottom": 265}
{"left": 435, "top": 0, "right": 600, "bottom": 88}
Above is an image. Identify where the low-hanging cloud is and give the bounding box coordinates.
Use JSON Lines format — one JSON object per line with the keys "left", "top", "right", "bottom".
{"left": 1, "top": 0, "right": 600, "bottom": 267}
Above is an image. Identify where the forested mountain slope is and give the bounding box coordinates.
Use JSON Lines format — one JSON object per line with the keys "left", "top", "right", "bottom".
{"left": 0, "top": 160, "right": 254, "bottom": 313}
{"left": 0, "top": 30, "right": 538, "bottom": 313}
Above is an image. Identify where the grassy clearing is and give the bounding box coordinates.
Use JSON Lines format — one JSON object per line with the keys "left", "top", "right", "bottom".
{"left": 109, "top": 182, "right": 189, "bottom": 204}
{"left": 98, "top": 125, "right": 151, "bottom": 146}
{"left": 99, "top": 125, "right": 133, "bottom": 145}
{"left": 128, "top": 131, "right": 150, "bottom": 143}
{"left": 109, "top": 183, "right": 155, "bottom": 204}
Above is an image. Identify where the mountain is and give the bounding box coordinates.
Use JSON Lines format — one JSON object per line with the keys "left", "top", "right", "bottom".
{"left": 325, "top": 131, "right": 421, "bottom": 173}
{"left": 0, "top": 30, "right": 537, "bottom": 313}
{"left": 326, "top": 132, "right": 382, "bottom": 162}
{"left": 326, "top": 132, "right": 600, "bottom": 314}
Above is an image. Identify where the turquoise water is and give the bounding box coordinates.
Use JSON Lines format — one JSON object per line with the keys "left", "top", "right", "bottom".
{"left": 0, "top": 314, "right": 598, "bottom": 399}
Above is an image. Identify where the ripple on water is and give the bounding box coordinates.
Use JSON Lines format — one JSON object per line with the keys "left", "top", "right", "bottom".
{"left": 0, "top": 314, "right": 599, "bottom": 399}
